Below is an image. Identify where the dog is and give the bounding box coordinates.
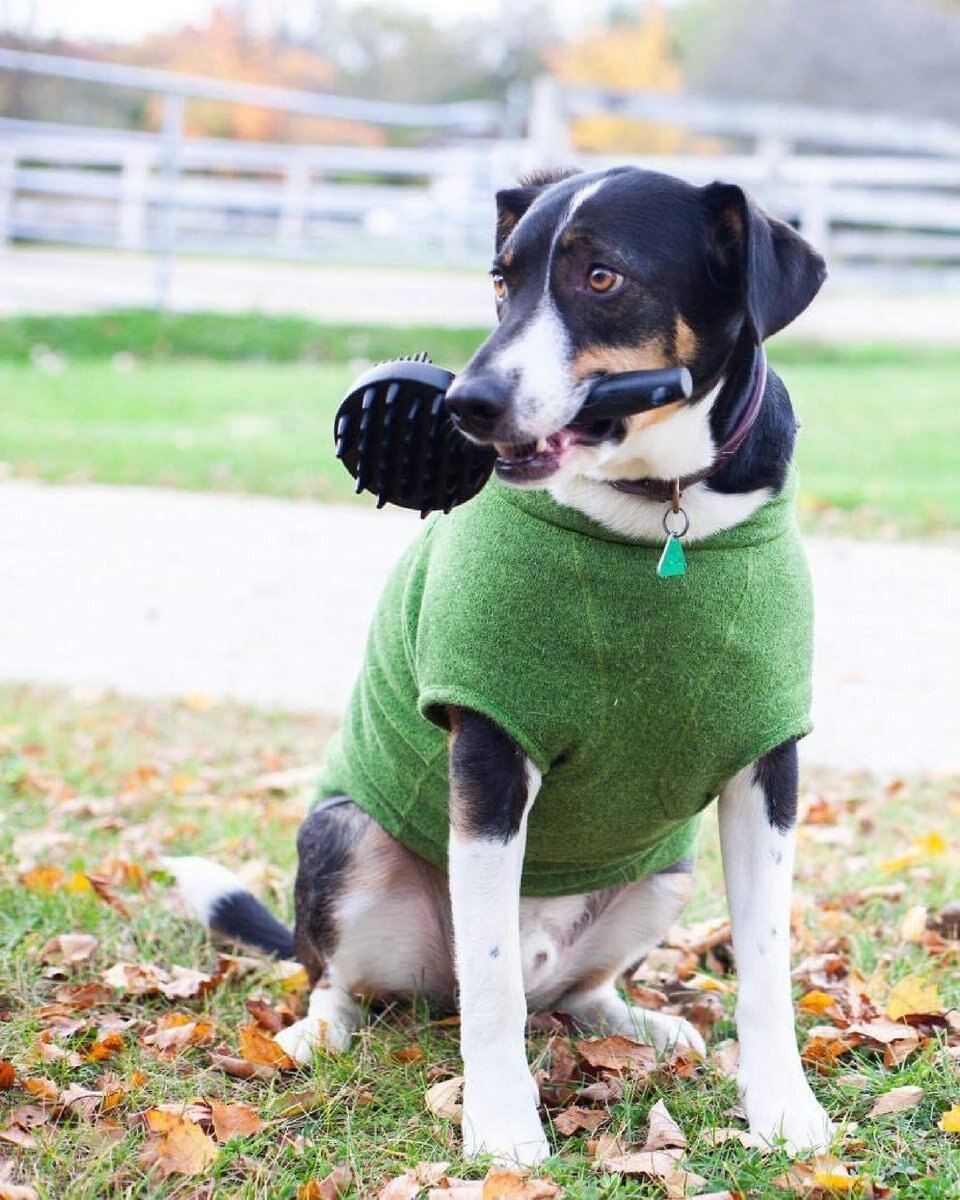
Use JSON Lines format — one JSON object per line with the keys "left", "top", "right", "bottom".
{"left": 168, "top": 165, "right": 834, "bottom": 1166}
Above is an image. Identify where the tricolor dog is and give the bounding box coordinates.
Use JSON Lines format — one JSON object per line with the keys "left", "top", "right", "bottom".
{"left": 169, "top": 166, "right": 834, "bottom": 1164}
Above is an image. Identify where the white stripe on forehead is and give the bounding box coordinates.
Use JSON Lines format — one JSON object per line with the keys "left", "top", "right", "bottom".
{"left": 561, "top": 177, "right": 608, "bottom": 228}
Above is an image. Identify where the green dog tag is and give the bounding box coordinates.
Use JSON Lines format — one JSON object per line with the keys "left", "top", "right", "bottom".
{"left": 657, "top": 534, "right": 687, "bottom": 579}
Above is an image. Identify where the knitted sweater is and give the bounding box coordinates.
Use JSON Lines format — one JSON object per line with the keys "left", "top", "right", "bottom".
{"left": 316, "top": 471, "right": 813, "bottom": 896}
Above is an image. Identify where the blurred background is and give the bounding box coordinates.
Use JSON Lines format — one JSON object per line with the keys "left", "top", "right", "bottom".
{"left": 1, "top": 0, "right": 958, "bottom": 774}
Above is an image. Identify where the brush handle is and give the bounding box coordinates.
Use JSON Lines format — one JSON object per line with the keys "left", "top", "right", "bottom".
{"left": 578, "top": 366, "right": 693, "bottom": 421}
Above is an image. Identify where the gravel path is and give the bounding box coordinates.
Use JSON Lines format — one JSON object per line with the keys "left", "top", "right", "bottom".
{"left": 2, "top": 481, "right": 958, "bottom": 775}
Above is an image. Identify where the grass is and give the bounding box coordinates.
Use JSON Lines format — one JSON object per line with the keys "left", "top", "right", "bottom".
{"left": 0, "top": 313, "right": 959, "bottom": 535}
{"left": 1, "top": 683, "right": 959, "bottom": 1198}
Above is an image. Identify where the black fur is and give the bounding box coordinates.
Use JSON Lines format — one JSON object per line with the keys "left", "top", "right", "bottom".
{"left": 754, "top": 739, "right": 800, "bottom": 833}
{"left": 209, "top": 891, "right": 295, "bottom": 959}
{"left": 293, "top": 797, "right": 371, "bottom": 984}
{"left": 448, "top": 708, "right": 529, "bottom": 843}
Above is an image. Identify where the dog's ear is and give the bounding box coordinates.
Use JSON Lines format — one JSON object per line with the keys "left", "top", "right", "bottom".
{"left": 702, "top": 181, "right": 827, "bottom": 341}
{"left": 495, "top": 167, "right": 582, "bottom": 251}
{"left": 495, "top": 186, "right": 543, "bottom": 251}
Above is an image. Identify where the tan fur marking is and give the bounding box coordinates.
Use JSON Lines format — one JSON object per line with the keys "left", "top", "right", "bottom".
{"left": 674, "top": 315, "right": 697, "bottom": 361}
{"left": 572, "top": 343, "right": 668, "bottom": 381}
{"left": 500, "top": 245, "right": 516, "bottom": 269}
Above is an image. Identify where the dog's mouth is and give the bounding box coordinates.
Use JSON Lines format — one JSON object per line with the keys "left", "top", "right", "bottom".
{"left": 493, "top": 418, "right": 624, "bottom": 483}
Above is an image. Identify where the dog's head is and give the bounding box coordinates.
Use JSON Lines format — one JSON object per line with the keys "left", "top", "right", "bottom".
{"left": 445, "top": 166, "right": 826, "bottom": 488}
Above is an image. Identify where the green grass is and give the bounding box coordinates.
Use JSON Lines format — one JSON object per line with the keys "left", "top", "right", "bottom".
{"left": 0, "top": 312, "right": 958, "bottom": 536}
{"left": 1, "top": 684, "right": 959, "bottom": 1197}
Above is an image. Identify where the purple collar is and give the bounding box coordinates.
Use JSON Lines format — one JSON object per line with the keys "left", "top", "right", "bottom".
{"left": 610, "top": 346, "right": 768, "bottom": 503}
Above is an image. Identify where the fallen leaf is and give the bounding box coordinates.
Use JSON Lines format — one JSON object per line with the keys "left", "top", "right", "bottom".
{"left": 84, "top": 873, "right": 131, "bottom": 918}
{"left": 208, "top": 1050, "right": 275, "bottom": 1080}
{"left": 237, "top": 1023, "right": 296, "bottom": 1070}
{"left": 392, "top": 1045, "right": 425, "bottom": 1065}
{"left": 798, "top": 991, "right": 838, "bottom": 1017}
{"left": 885, "top": 976, "right": 943, "bottom": 1021}
{"left": 424, "top": 1076, "right": 464, "bottom": 1123}
{"left": 553, "top": 1106, "right": 608, "bottom": 1136}
{"left": 246, "top": 997, "right": 286, "bottom": 1033}
{"left": 85, "top": 1032, "right": 125, "bottom": 1063}
{"left": 0, "top": 1064, "right": 15, "bottom": 1090}
{"left": 938, "top": 1106, "right": 960, "bottom": 1133}
{"left": 898, "top": 906, "right": 929, "bottom": 943}
{"left": 644, "top": 1099, "right": 686, "bottom": 1151}
{"left": 142, "top": 1116, "right": 218, "bottom": 1177}
{"left": 482, "top": 1168, "right": 561, "bottom": 1197}
{"left": 575, "top": 1036, "right": 657, "bottom": 1076}
{"left": 297, "top": 1165, "right": 353, "bottom": 1199}
{"left": 143, "top": 1013, "right": 216, "bottom": 1057}
{"left": 845, "top": 1018, "right": 919, "bottom": 1047}
{"left": 20, "top": 865, "right": 65, "bottom": 891}
{"left": 22, "top": 1078, "right": 59, "bottom": 1105}
{"left": 866, "top": 1086, "right": 924, "bottom": 1118}
{"left": 0, "top": 1160, "right": 40, "bottom": 1200}
{"left": 38, "top": 933, "right": 99, "bottom": 967}
{"left": 699, "top": 1128, "right": 771, "bottom": 1153}
{"left": 209, "top": 1100, "right": 264, "bottom": 1142}
{"left": 0, "top": 1129, "right": 39, "bottom": 1151}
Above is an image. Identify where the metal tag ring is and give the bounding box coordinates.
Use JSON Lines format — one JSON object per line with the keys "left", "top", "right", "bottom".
{"left": 662, "top": 506, "right": 690, "bottom": 538}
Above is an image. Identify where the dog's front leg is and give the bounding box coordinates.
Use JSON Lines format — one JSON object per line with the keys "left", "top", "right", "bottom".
{"left": 719, "top": 740, "right": 835, "bottom": 1154}
{"left": 447, "top": 708, "right": 549, "bottom": 1166}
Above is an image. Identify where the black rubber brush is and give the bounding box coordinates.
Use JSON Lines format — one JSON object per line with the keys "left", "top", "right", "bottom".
{"left": 333, "top": 355, "right": 692, "bottom": 516}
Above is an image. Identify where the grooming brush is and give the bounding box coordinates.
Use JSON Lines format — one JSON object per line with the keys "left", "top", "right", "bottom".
{"left": 333, "top": 356, "right": 693, "bottom": 516}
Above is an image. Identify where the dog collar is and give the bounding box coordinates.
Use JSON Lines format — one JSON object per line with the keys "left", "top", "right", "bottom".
{"left": 609, "top": 345, "right": 768, "bottom": 505}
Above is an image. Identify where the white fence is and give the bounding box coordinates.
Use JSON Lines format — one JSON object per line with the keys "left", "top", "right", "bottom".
{"left": 2, "top": 49, "right": 960, "bottom": 304}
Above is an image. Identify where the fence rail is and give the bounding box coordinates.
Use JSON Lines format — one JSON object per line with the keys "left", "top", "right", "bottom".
{"left": 2, "top": 49, "right": 960, "bottom": 305}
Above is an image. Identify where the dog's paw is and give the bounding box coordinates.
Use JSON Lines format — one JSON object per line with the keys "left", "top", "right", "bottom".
{"left": 629, "top": 1009, "right": 707, "bottom": 1057}
{"left": 462, "top": 1069, "right": 550, "bottom": 1166}
{"left": 742, "top": 1072, "right": 835, "bottom": 1155}
{"left": 274, "top": 988, "right": 357, "bottom": 1062}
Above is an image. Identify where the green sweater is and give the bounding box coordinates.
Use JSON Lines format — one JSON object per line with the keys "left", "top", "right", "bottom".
{"left": 317, "top": 472, "right": 813, "bottom": 896}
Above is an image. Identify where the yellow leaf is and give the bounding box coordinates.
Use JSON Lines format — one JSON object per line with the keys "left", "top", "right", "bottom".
{"left": 20, "top": 865, "right": 65, "bottom": 891}
{"left": 938, "top": 1105, "right": 960, "bottom": 1133}
{"left": 915, "top": 831, "right": 947, "bottom": 856}
{"left": 798, "top": 990, "right": 837, "bottom": 1015}
{"left": 884, "top": 975, "right": 943, "bottom": 1021}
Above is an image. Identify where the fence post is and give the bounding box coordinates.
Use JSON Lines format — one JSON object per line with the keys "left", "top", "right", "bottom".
{"left": 525, "top": 75, "right": 570, "bottom": 170}
{"left": 799, "top": 182, "right": 831, "bottom": 261}
{"left": 119, "top": 147, "right": 151, "bottom": 251}
{"left": 154, "top": 90, "right": 185, "bottom": 310}
{"left": 278, "top": 153, "right": 310, "bottom": 252}
{"left": 0, "top": 142, "right": 14, "bottom": 247}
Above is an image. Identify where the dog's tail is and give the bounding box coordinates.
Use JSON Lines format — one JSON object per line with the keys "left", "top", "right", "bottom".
{"left": 163, "top": 856, "right": 295, "bottom": 959}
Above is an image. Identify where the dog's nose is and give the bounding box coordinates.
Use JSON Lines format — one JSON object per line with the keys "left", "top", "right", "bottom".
{"left": 444, "top": 373, "right": 511, "bottom": 440}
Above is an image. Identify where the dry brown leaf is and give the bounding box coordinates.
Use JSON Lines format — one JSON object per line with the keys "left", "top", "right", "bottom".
{"left": 208, "top": 1050, "right": 276, "bottom": 1080}
{"left": 38, "top": 933, "right": 99, "bottom": 967}
{"left": 22, "top": 1077, "right": 59, "bottom": 1105}
{"left": 85, "top": 1032, "right": 125, "bottom": 1063}
{"left": 0, "top": 1129, "right": 40, "bottom": 1151}
{"left": 424, "top": 1076, "right": 464, "bottom": 1123}
{"left": 866, "top": 1085, "right": 924, "bottom": 1118}
{"left": 0, "top": 1064, "right": 15, "bottom": 1090}
{"left": 482, "top": 1168, "right": 561, "bottom": 1198}
{"left": 575, "top": 1036, "right": 657, "bottom": 1076}
{"left": 143, "top": 1013, "right": 216, "bottom": 1056}
{"left": 710, "top": 1040, "right": 740, "bottom": 1080}
{"left": 699, "top": 1127, "right": 771, "bottom": 1153}
{"left": 85, "top": 873, "right": 131, "bottom": 918}
{"left": 209, "top": 1100, "right": 264, "bottom": 1142}
{"left": 246, "top": 997, "right": 286, "bottom": 1033}
{"left": 158, "top": 966, "right": 216, "bottom": 1000}
{"left": 392, "top": 1045, "right": 425, "bottom": 1065}
{"left": 378, "top": 1174, "right": 422, "bottom": 1200}
{"left": 429, "top": 1187, "right": 483, "bottom": 1200}
{"left": 772, "top": 1154, "right": 865, "bottom": 1195}
{"left": 644, "top": 1099, "right": 686, "bottom": 1151}
{"left": 297, "top": 1165, "right": 354, "bottom": 1200}
{"left": 553, "top": 1106, "right": 608, "bottom": 1136}
{"left": 237, "top": 1023, "right": 296, "bottom": 1070}
{"left": 0, "top": 1160, "right": 40, "bottom": 1200}
{"left": 845, "top": 1018, "right": 919, "bottom": 1047}
{"left": 142, "top": 1116, "right": 218, "bottom": 1177}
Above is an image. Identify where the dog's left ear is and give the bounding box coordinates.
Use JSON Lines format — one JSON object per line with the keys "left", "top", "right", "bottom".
{"left": 702, "top": 182, "right": 827, "bottom": 341}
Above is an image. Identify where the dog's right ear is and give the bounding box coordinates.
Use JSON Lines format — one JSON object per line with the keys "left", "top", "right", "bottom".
{"left": 495, "top": 167, "right": 582, "bottom": 251}
{"left": 495, "top": 186, "right": 543, "bottom": 251}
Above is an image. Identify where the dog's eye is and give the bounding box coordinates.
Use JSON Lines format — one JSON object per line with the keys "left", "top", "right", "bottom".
{"left": 491, "top": 272, "right": 508, "bottom": 302}
{"left": 587, "top": 265, "right": 623, "bottom": 294}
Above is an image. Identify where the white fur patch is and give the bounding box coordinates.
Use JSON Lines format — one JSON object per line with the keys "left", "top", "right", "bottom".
{"left": 162, "top": 856, "right": 247, "bottom": 924}
{"left": 719, "top": 765, "right": 835, "bottom": 1154}
{"left": 494, "top": 300, "right": 581, "bottom": 439}
{"left": 562, "top": 177, "right": 607, "bottom": 224}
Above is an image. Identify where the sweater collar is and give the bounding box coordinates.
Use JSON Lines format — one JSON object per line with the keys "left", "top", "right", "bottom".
{"left": 490, "top": 466, "right": 799, "bottom": 551}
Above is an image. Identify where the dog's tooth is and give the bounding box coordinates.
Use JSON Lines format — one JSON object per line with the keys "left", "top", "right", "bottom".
{"left": 535, "top": 438, "right": 548, "bottom": 453}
